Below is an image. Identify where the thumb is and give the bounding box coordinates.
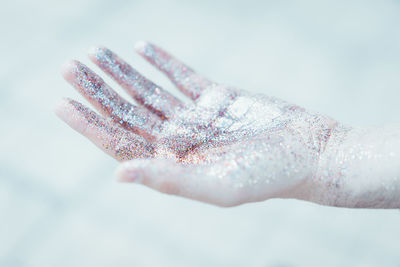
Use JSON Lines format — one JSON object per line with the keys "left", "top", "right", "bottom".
{"left": 114, "top": 159, "right": 239, "bottom": 207}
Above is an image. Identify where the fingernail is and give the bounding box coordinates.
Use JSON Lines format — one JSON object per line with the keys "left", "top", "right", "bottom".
{"left": 115, "top": 162, "right": 143, "bottom": 183}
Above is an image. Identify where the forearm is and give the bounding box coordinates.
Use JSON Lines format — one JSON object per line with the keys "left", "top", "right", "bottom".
{"left": 300, "top": 124, "right": 400, "bottom": 208}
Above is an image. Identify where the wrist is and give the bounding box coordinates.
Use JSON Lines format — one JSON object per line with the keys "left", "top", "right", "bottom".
{"left": 301, "top": 124, "right": 400, "bottom": 208}
{"left": 287, "top": 123, "right": 349, "bottom": 204}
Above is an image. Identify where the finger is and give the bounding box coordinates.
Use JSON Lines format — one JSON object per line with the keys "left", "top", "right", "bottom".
{"left": 115, "top": 159, "right": 241, "bottom": 207}
{"left": 54, "top": 98, "right": 154, "bottom": 161}
{"left": 62, "top": 60, "right": 161, "bottom": 139}
{"left": 88, "top": 46, "right": 183, "bottom": 120}
{"left": 135, "top": 41, "right": 213, "bottom": 100}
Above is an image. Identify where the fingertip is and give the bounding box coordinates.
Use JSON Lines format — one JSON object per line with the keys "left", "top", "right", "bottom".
{"left": 53, "top": 98, "right": 91, "bottom": 135}
{"left": 134, "top": 40, "right": 148, "bottom": 54}
{"left": 61, "top": 59, "right": 79, "bottom": 82}
{"left": 53, "top": 97, "right": 72, "bottom": 117}
{"left": 53, "top": 97, "right": 78, "bottom": 127}
{"left": 88, "top": 45, "right": 103, "bottom": 55}
{"left": 87, "top": 45, "right": 107, "bottom": 62}
{"left": 87, "top": 46, "right": 99, "bottom": 61}
{"left": 115, "top": 162, "right": 131, "bottom": 182}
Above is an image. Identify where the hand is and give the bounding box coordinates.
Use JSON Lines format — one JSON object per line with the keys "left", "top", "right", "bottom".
{"left": 55, "top": 41, "right": 338, "bottom": 207}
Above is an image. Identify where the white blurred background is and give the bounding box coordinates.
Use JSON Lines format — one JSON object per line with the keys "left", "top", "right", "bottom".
{"left": 1, "top": 0, "right": 400, "bottom": 266}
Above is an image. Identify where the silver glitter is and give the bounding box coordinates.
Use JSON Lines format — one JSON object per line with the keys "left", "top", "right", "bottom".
{"left": 58, "top": 42, "right": 400, "bottom": 208}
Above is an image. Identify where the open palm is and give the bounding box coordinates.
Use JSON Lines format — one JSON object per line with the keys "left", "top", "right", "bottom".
{"left": 56, "top": 42, "right": 338, "bottom": 206}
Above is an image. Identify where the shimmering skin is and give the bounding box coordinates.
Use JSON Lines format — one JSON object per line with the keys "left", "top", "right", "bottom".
{"left": 303, "top": 125, "right": 400, "bottom": 208}
{"left": 56, "top": 41, "right": 400, "bottom": 208}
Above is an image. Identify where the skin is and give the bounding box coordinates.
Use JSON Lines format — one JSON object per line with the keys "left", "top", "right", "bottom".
{"left": 55, "top": 41, "right": 400, "bottom": 208}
